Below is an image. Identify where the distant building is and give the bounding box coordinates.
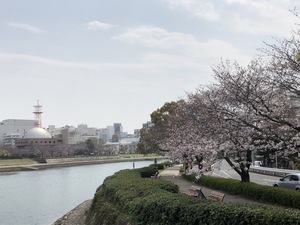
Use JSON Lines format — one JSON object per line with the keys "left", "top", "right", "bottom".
{"left": 134, "top": 129, "right": 140, "bottom": 137}
{"left": 102, "top": 142, "right": 119, "bottom": 155}
{"left": 0, "top": 106, "right": 142, "bottom": 153}
{"left": 107, "top": 126, "right": 115, "bottom": 142}
{"left": 119, "top": 137, "right": 139, "bottom": 154}
{"left": 13, "top": 101, "right": 63, "bottom": 149}
{"left": 112, "top": 123, "right": 123, "bottom": 142}
{"left": 142, "top": 121, "right": 153, "bottom": 130}
{"left": 97, "top": 128, "right": 108, "bottom": 143}
{"left": 67, "top": 124, "right": 98, "bottom": 144}
{"left": 48, "top": 125, "right": 69, "bottom": 144}
{"left": 98, "top": 124, "right": 124, "bottom": 143}
{"left": 15, "top": 127, "right": 62, "bottom": 148}
{"left": 3, "top": 133, "right": 23, "bottom": 147}
{"left": 0, "top": 119, "right": 35, "bottom": 147}
{"left": 114, "top": 123, "right": 122, "bottom": 134}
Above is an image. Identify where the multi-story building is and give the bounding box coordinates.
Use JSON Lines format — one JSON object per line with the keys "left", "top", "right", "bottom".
{"left": 98, "top": 124, "right": 123, "bottom": 143}
{"left": 15, "top": 127, "right": 62, "bottom": 148}
{"left": 119, "top": 137, "right": 139, "bottom": 154}
{"left": 0, "top": 119, "right": 35, "bottom": 147}
{"left": 97, "top": 128, "right": 108, "bottom": 143}
{"left": 107, "top": 126, "right": 114, "bottom": 142}
{"left": 3, "top": 133, "right": 23, "bottom": 147}
{"left": 134, "top": 129, "right": 140, "bottom": 138}
{"left": 0, "top": 116, "right": 141, "bottom": 155}
{"left": 111, "top": 123, "right": 123, "bottom": 142}
{"left": 142, "top": 121, "right": 153, "bottom": 130}
{"left": 67, "top": 124, "right": 98, "bottom": 144}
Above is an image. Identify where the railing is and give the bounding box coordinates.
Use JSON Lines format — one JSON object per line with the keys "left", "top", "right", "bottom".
{"left": 249, "top": 166, "right": 300, "bottom": 177}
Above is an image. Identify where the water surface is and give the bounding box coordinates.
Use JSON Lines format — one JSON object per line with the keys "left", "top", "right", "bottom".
{"left": 0, "top": 160, "right": 157, "bottom": 225}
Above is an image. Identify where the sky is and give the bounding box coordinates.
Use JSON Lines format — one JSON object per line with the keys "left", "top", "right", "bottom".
{"left": 1, "top": 0, "right": 300, "bottom": 134}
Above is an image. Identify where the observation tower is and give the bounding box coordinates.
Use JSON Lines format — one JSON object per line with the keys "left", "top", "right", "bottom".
{"left": 33, "top": 100, "right": 43, "bottom": 127}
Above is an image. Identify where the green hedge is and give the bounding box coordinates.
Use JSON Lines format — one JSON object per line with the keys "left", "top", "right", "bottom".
{"left": 183, "top": 173, "right": 300, "bottom": 209}
{"left": 87, "top": 165, "right": 300, "bottom": 225}
{"left": 140, "top": 166, "right": 158, "bottom": 178}
{"left": 149, "top": 163, "right": 165, "bottom": 170}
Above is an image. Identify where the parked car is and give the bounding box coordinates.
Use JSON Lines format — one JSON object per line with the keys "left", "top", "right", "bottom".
{"left": 253, "top": 161, "right": 262, "bottom": 167}
{"left": 273, "top": 173, "right": 300, "bottom": 190}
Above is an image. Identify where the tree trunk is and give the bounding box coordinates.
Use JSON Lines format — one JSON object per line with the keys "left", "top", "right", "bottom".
{"left": 224, "top": 157, "right": 250, "bottom": 182}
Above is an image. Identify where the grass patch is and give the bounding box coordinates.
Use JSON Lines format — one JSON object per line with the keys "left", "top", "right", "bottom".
{"left": 0, "top": 158, "right": 37, "bottom": 166}
{"left": 118, "top": 153, "right": 160, "bottom": 158}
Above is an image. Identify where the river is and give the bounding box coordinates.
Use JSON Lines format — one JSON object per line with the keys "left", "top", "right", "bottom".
{"left": 0, "top": 160, "right": 160, "bottom": 225}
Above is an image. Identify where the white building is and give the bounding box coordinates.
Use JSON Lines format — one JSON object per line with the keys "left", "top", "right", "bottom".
{"left": 15, "top": 127, "right": 62, "bottom": 148}
{"left": 0, "top": 119, "right": 35, "bottom": 146}
{"left": 98, "top": 125, "right": 120, "bottom": 143}
{"left": 119, "top": 137, "right": 139, "bottom": 154}
{"left": 98, "top": 128, "right": 109, "bottom": 143}
{"left": 107, "top": 125, "right": 115, "bottom": 142}
{"left": 47, "top": 124, "right": 98, "bottom": 145}
{"left": 68, "top": 124, "right": 98, "bottom": 144}
{"left": 3, "top": 133, "right": 23, "bottom": 147}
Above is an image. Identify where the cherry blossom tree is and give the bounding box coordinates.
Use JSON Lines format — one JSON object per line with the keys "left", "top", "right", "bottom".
{"left": 210, "top": 59, "right": 300, "bottom": 181}
{"left": 142, "top": 20, "right": 300, "bottom": 182}
{"left": 162, "top": 58, "right": 300, "bottom": 182}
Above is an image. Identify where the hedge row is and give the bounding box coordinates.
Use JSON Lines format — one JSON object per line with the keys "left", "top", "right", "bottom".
{"left": 183, "top": 173, "right": 300, "bottom": 209}
{"left": 86, "top": 165, "right": 300, "bottom": 225}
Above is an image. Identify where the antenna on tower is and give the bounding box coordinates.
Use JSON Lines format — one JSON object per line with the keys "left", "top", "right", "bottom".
{"left": 33, "top": 100, "right": 43, "bottom": 127}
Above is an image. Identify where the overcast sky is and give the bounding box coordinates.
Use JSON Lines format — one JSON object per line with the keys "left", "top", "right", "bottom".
{"left": 1, "top": 0, "right": 300, "bottom": 133}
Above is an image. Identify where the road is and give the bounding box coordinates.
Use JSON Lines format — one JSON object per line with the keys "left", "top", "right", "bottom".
{"left": 210, "top": 160, "right": 278, "bottom": 186}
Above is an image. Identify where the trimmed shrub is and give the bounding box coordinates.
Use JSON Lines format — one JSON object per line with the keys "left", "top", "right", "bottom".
{"left": 34, "top": 157, "right": 47, "bottom": 163}
{"left": 149, "top": 163, "right": 165, "bottom": 170}
{"left": 139, "top": 166, "right": 158, "bottom": 178}
{"left": 87, "top": 166, "right": 300, "bottom": 225}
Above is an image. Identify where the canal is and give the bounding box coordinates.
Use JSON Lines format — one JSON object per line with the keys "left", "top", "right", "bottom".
{"left": 0, "top": 160, "right": 160, "bottom": 225}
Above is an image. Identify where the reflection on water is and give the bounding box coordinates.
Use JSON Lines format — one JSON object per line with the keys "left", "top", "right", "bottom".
{"left": 0, "top": 160, "right": 160, "bottom": 225}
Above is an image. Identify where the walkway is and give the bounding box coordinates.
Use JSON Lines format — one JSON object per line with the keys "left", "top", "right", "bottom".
{"left": 159, "top": 165, "right": 264, "bottom": 204}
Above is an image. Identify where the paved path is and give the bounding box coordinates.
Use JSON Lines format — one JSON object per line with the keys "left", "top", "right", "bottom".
{"left": 159, "top": 165, "right": 265, "bottom": 204}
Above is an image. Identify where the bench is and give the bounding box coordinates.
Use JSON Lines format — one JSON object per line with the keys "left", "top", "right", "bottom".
{"left": 183, "top": 186, "right": 206, "bottom": 199}
{"left": 208, "top": 191, "right": 225, "bottom": 202}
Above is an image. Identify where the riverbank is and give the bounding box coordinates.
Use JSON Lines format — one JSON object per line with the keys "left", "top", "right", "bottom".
{"left": 53, "top": 165, "right": 271, "bottom": 225}
{"left": 52, "top": 199, "right": 92, "bottom": 225}
{"left": 0, "top": 156, "right": 169, "bottom": 172}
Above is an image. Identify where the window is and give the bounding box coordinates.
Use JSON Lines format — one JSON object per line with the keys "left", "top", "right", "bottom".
{"left": 291, "top": 175, "right": 299, "bottom": 181}
{"left": 283, "top": 175, "right": 291, "bottom": 181}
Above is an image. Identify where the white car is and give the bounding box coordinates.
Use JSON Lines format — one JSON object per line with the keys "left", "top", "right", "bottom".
{"left": 273, "top": 173, "right": 300, "bottom": 191}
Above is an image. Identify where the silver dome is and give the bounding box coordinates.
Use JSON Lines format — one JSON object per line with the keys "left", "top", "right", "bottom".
{"left": 23, "top": 127, "right": 52, "bottom": 139}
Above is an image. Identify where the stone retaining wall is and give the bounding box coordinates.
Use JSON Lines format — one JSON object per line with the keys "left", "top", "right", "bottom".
{"left": 0, "top": 156, "right": 169, "bottom": 173}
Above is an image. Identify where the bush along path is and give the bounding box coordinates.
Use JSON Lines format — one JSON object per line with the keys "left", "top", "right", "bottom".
{"left": 85, "top": 164, "right": 300, "bottom": 225}
{"left": 159, "top": 165, "right": 268, "bottom": 205}
{"left": 182, "top": 172, "right": 300, "bottom": 210}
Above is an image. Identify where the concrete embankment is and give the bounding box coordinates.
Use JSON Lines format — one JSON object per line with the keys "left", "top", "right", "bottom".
{"left": 0, "top": 156, "right": 169, "bottom": 173}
